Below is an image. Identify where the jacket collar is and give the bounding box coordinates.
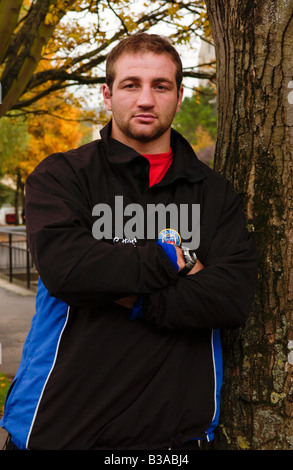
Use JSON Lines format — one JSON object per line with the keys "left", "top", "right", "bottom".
{"left": 100, "top": 121, "right": 141, "bottom": 164}
{"left": 100, "top": 120, "right": 207, "bottom": 185}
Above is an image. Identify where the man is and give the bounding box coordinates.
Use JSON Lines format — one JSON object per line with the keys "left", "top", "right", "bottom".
{"left": 1, "top": 33, "right": 257, "bottom": 450}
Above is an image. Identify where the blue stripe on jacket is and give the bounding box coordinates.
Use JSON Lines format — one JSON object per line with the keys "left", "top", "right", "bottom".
{"left": 205, "top": 328, "right": 223, "bottom": 441}
{"left": 0, "top": 278, "right": 69, "bottom": 450}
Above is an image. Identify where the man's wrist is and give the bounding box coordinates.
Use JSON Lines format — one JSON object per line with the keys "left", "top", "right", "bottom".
{"left": 179, "top": 246, "right": 197, "bottom": 276}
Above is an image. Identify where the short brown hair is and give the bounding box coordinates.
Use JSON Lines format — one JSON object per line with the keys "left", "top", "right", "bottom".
{"left": 106, "top": 33, "right": 183, "bottom": 92}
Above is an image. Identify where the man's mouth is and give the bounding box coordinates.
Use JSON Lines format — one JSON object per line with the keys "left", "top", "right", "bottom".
{"left": 133, "top": 114, "right": 157, "bottom": 123}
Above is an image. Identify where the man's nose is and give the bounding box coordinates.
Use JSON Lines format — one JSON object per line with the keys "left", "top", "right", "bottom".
{"left": 137, "top": 86, "right": 155, "bottom": 108}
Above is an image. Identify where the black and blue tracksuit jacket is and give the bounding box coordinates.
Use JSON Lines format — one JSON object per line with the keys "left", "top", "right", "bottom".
{"left": 0, "top": 122, "right": 257, "bottom": 450}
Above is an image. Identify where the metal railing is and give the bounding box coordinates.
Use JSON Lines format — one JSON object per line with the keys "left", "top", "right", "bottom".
{"left": 0, "top": 227, "right": 37, "bottom": 290}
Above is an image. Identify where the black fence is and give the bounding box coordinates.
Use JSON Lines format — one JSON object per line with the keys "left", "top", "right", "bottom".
{"left": 0, "top": 227, "right": 37, "bottom": 290}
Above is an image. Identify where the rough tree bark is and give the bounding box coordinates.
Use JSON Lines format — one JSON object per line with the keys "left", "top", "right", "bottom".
{"left": 204, "top": 0, "right": 293, "bottom": 450}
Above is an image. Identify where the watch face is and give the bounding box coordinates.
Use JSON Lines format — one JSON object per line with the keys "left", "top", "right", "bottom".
{"left": 158, "top": 228, "right": 181, "bottom": 246}
{"left": 181, "top": 246, "right": 197, "bottom": 264}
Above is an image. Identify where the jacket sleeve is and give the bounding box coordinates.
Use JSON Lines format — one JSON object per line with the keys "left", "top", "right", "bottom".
{"left": 142, "top": 184, "right": 258, "bottom": 331}
{"left": 25, "top": 155, "right": 178, "bottom": 307}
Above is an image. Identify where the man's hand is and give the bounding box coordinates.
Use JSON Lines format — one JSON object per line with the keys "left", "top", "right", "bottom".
{"left": 115, "top": 294, "right": 138, "bottom": 309}
{"left": 188, "top": 258, "right": 204, "bottom": 275}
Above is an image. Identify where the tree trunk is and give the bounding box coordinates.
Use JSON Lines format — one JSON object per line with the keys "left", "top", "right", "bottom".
{"left": 204, "top": 0, "right": 293, "bottom": 450}
{"left": 0, "top": 0, "right": 76, "bottom": 118}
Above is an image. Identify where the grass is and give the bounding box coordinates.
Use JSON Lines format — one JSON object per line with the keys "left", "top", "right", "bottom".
{"left": 0, "top": 373, "right": 12, "bottom": 418}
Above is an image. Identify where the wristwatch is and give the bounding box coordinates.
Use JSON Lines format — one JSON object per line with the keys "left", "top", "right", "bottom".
{"left": 179, "top": 246, "right": 197, "bottom": 276}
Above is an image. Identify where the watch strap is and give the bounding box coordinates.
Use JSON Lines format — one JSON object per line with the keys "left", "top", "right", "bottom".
{"left": 179, "top": 264, "right": 194, "bottom": 276}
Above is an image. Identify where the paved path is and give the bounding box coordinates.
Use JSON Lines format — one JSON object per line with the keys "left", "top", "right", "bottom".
{"left": 0, "top": 279, "right": 36, "bottom": 449}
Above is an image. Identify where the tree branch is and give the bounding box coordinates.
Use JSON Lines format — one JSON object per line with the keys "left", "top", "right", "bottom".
{"left": 0, "top": 0, "right": 22, "bottom": 64}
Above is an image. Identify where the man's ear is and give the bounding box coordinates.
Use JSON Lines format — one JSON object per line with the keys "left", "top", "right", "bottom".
{"left": 176, "top": 86, "right": 184, "bottom": 113}
{"left": 102, "top": 84, "right": 112, "bottom": 111}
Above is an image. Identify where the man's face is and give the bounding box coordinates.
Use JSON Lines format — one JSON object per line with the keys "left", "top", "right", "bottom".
{"left": 102, "top": 52, "right": 183, "bottom": 152}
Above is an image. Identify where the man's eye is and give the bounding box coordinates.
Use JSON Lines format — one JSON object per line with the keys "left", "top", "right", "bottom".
{"left": 156, "top": 85, "right": 168, "bottom": 91}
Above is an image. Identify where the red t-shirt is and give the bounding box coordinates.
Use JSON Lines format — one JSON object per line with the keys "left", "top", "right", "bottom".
{"left": 143, "top": 147, "right": 173, "bottom": 186}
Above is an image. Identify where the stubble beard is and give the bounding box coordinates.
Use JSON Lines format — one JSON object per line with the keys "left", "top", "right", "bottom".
{"left": 113, "top": 110, "right": 176, "bottom": 144}
{"left": 123, "top": 121, "right": 168, "bottom": 143}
